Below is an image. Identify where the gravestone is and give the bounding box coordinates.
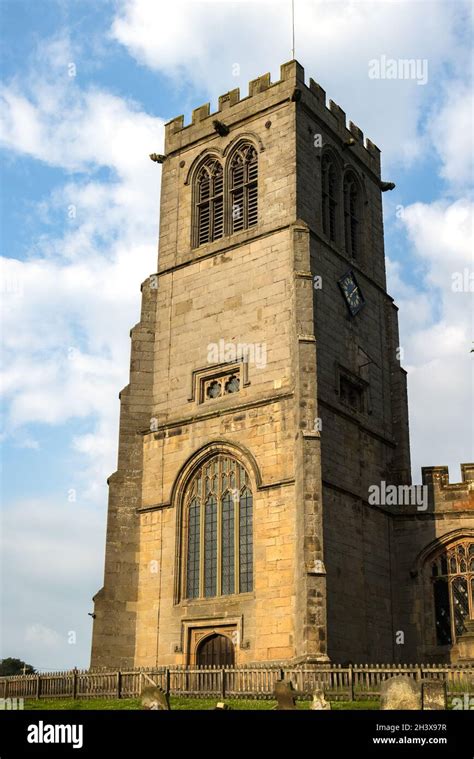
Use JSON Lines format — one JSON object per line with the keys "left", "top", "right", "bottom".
{"left": 141, "top": 685, "right": 170, "bottom": 710}
{"left": 274, "top": 679, "right": 297, "bottom": 710}
{"left": 422, "top": 680, "right": 447, "bottom": 710}
{"left": 380, "top": 676, "right": 422, "bottom": 710}
{"left": 310, "top": 689, "right": 331, "bottom": 710}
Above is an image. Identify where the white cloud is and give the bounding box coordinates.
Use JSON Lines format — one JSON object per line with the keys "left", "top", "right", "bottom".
{"left": 25, "top": 624, "right": 62, "bottom": 649}
{"left": 111, "top": 0, "right": 470, "bottom": 169}
{"left": 15, "top": 437, "right": 40, "bottom": 450}
{"left": 1, "top": 497, "right": 105, "bottom": 669}
{"left": 0, "top": 36, "right": 164, "bottom": 501}
{"left": 428, "top": 81, "right": 474, "bottom": 191}
{"left": 388, "top": 198, "right": 474, "bottom": 482}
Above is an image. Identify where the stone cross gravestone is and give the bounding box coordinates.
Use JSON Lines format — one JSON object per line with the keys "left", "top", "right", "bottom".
{"left": 380, "top": 676, "right": 422, "bottom": 710}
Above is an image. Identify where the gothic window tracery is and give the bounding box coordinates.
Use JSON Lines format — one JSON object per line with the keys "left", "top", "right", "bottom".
{"left": 193, "top": 143, "right": 258, "bottom": 247}
{"left": 184, "top": 455, "right": 253, "bottom": 599}
{"left": 430, "top": 539, "right": 474, "bottom": 645}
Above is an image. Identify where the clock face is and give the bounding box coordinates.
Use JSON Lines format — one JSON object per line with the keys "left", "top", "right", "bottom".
{"left": 338, "top": 271, "right": 365, "bottom": 316}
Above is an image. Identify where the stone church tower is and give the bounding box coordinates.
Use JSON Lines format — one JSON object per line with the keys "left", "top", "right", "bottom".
{"left": 91, "top": 61, "right": 473, "bottom": 668}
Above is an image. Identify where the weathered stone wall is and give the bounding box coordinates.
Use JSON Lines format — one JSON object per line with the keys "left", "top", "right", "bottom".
{"left": 294, "top": 76, "right": 411, "bottom": 663}
{"left": 91, "top": 279, "right": 157, "bottom": 668}
{"left": 391, "top": 465, "right": 474, "bottom": 662}
{"left": 134, "top": 222, "right": 300, "bottom": 665}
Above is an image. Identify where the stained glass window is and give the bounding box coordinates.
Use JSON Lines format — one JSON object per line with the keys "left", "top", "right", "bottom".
{"left": 222, "top": 492, "right": 235, "bottom": 595}
{"left": 430, "top": 539, "right": 474, "bottom": 645}
{"left": 186, "top": 499, "right": 200, "bottom": 599}
{"left": 239, "top": 488, "right": 253, "bottom": 593}
{"left": 204, "top": 497, "right": 217, "bottom": 597}
{"left": 184, "top": 455, "right": 253, "bottom": 599}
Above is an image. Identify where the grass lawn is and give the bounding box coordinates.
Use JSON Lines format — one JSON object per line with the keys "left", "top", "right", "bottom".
{"left": 24, "top": 697, "right": 379, "bottom": 710}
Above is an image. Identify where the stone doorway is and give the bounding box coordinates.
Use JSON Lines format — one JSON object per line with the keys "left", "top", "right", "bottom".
{"left": 196, "top": 633, "right": 235, "bottom": 667}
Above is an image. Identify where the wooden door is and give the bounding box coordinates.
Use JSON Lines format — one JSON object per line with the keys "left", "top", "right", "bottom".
{"left": 196, "top": 633, "right": 234, "bottom": 666}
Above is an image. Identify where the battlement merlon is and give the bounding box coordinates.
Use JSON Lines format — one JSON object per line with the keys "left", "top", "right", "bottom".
{"left": 163, "top": 59, "right": 381, "bottom": 175}
{"left": 420, "top": 463, "right": 474, "bottom": 513}
{"left": 422, "top": 463, "right": 474, "bottom": 487}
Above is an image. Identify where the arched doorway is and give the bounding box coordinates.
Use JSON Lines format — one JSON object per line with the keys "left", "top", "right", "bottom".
{"left": 196, "top": 633, "right": 235, "bottom": 667}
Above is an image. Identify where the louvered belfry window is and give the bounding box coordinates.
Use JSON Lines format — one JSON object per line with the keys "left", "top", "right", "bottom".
{"left": 184, "top": 455, "right": 253, "bottom": 599}
{"left": 322, "top": 154, "right": 337, "bottom": 242}
{"left": 196, "top": 158, "right": 224, "bottom": 246}
{"left": 344, "top": 171, "right": 360, "bottom": 258}
{"left": 230, "top": 144, "right": 258, "bottom": 233}
{"left": 193, "top": 144, "right": 258, "bottom": 247}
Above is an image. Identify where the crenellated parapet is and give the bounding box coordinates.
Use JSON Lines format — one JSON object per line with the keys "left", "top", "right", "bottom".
{"left": 164, "top": 59, "right": 381, "bottom": 174}
{"left": 421, "top": 463, "right": 474, "bottom": 512}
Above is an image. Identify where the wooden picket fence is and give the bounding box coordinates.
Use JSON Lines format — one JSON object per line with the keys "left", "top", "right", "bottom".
{"left": 1, "top": 663, "right": 473, "bottom": 702}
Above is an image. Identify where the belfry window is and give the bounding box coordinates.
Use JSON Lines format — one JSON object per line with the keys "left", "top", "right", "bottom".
{"left": 230, "top": 144, "right": 258, "bottom": 233}
{"left": 343, "top": 171, "right": 361, "bottom": 258}
{"left": 195, "top": 158, "right": 224, "bottom": 246}
{"left": 184, "top": 455, "right": 253, "bottom": 599}
{"left": 321, "top": 154, "right": 337, "bottom": 242}
{"left": 431, "top": 539, "right": 474, "bottom": 645}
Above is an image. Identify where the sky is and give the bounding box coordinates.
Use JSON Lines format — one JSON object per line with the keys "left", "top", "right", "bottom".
{"left": 0, "top": 0, "right": 472, "bottom": 670}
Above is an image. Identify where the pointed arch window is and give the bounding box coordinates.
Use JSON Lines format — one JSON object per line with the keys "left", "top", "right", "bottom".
{"left": 230, "top": 144, "right": 258, "bottom": 233}
{"left": 430, "top": 539, "right": 474, "bottom": 645}
{"left": 195, "top": 158, "right": 224, "bottom": 246}
{"left": 343, "top": 171, "right": 361, "bottom": 258}
{"left": 321, "top": 154, "right": 337, "bottom": 242}
{"left": 184, "top": 455, "right": 253, "bottom": 599}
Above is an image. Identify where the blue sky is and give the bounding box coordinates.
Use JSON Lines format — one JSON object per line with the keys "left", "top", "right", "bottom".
{"left": 1, "top": 0, "right": 472, "bottom": 670}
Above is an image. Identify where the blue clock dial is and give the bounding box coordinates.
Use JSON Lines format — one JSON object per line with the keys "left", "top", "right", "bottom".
{"left": 338, "top": 271, "right": 365, "bottom": 315}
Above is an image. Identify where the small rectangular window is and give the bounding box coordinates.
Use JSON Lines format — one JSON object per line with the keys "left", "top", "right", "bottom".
{"left": 339, "top": 374, "right": 365, "bottom": 412}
